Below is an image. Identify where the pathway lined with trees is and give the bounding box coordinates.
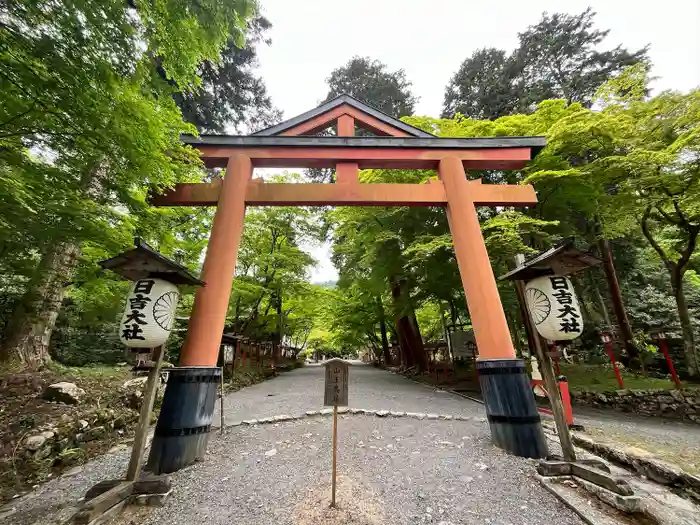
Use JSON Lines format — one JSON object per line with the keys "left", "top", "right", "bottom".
{"left": 2, "top": 2, "right": 700, "bottom": 517}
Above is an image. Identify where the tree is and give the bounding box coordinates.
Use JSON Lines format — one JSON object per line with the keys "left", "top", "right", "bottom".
{"left": 0, "top": 0, "right": 256, "bottom": 368}
{"left": 525, "top": 67, "right": 700, "bottom": 376}
{"left": 227, "top": 178, "right": 321, "bottom": 351}
{"left": 442, "top": 9, "right": 649, "bottom": 118}
{"left": 329, "top": 196, "right": 431, "bottom": 370}
{"left": 516, "top": 8, "right": 649, "bottom": 107}
{"left": 325, "top": 56, "right": 418, "bottom": 118}
{"left": 442, "top": 48, "right": 522, "bottom": 120}
{"left": 624, "top": 94, "right": 700, "bottom": 376}
{"left": 621, "top": 244, "right": 700, "bottom": 342}
{"left": 174, "top": 16, "right": 281, "bottom": 134}
{"left": 306, "top": 56, "right": 418, "bottom": 184}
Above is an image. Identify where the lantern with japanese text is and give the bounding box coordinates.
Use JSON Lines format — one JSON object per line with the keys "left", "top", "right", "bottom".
{"left": 524, "top": 275, "right": 583, "bottom": 341}
{"left": 119, "top": 278, "right": 180, "bottom": 348}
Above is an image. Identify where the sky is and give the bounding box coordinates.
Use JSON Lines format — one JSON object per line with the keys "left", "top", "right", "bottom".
{"left": 252, "top": 0, "right": 700, "bottom": 282}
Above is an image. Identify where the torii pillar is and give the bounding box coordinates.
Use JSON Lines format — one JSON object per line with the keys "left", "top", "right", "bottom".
{"left": 439, "top": 157, "right": 547, "bottom": 458}
{"left": 151, "top": 94, "right": 549, "bottom": 468}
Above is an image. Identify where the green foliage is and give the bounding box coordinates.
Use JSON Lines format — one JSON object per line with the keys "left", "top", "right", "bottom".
{"left": 3, "top": 1, "right": 698, "bottom": 383}
{"left": 442, "top": 48, "right": 523, "bottom": 120}
{"left": 0, "top": 0, "right": 266, "bottom": 367}
{"left": 325, "top": 56, "right": 418, "bottom": 118}
{"left": 227, "top": 180, "right": 322, "bottom": 346}
{"left": 516, "top": 8, "right": 649, "bottom": 106}
{"left": 174, "top": 15, "right": 281, "bottom": 133}
{"left": 442, "top": 8, "right": 649, "bottom": 118}
{"left": 518, "top": 71, "right": 700, "bottom": 373}
{"left": 561, "top": 363, "right": 691, "bottom": 393}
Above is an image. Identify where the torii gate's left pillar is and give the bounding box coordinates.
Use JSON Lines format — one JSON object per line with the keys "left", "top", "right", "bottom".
{"left": 147, "top": 154, "right": 251, "bottom": 474}
{"left": 180, "top": 153, "right": 252, "bottom": 366}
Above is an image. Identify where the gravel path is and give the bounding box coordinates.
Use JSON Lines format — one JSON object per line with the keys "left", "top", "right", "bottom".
{"left": 0, "top": 443, "right": 137, "bottom": 525}
{"left": 214, "top": 363, "right": 485, "bottom": 426}
{"left": 139, "top": 365, "right": 581, "bottom": 525}
{"left": 2, "top": 365, "right": 585, "bottom": 525}
{"left": 131, "top": 415, "right": 584, "bottom": 525}
{"left": 573, "top": 406, "right": 700, "bottom": 446}
{"left": 447, "top": 382, "right": 700, "bottom": 472}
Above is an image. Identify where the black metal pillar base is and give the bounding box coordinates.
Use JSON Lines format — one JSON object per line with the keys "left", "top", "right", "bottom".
{"left": 146, "top": 366, "right": 221, "bottom": 474}
{"left": 477, "top": 359, "right": 548, "bottom": 459}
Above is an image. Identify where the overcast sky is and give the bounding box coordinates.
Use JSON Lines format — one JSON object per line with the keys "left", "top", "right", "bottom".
{"left": 253, "top": 0, "right": 700, "bottom": 282}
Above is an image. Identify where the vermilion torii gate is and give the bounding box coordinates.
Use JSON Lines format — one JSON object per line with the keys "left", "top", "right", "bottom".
{"left": 153, "top": 94, "right": 548, "bottom": 460}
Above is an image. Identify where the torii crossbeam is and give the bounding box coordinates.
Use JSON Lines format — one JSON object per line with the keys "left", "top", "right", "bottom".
{"left": 152, "top": 94, "right": 548, "bottom": 460}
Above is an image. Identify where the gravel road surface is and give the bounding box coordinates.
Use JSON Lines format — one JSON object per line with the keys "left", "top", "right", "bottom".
{"left": 214, "top": 363, "right": 485, "bottom": 426}
{"left": 2, "top": 364, "right": 586, "bottom": 525}
{"left": 133, "top": 414, "right": 584, "bottom": 525}
{"left": 141, "top": 365, "right": 582, "bottom": 524}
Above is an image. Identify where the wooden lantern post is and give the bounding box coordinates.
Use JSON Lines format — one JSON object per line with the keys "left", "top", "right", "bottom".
{"left": 80, "top": 240, "right": 204, "bottom": 523}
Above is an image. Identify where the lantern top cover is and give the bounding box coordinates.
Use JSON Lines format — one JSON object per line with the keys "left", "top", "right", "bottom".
{"left": 99, "top": 238, "right": 204, "bottom": 286}
{"left": 499, "top": 239, "right": 602, "bottom": 281}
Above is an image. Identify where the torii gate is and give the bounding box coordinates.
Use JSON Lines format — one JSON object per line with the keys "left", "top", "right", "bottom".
{"left": 152, "top": 94, "right": 548, "bottom": 460}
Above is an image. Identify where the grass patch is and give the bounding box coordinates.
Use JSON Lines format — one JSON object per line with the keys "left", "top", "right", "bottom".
{"left": 222, "top": 358, "right": 303, "bottom": 393}
{"left": 560, "top": 363, "right": 697, "bottom": 393}
{"left": 223, "top": 369, "right": 267, "bottom": 393}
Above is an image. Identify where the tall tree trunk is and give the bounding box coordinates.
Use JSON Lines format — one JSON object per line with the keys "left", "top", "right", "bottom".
{"left": 598, "top": 239, "right": 638, "bottom": 360}
{"left": 1, "top": 241, "right": 81, "bottom": 368}
{"left": 641, "top": 208, "right": 699, "bottom": 377}
{"left": 1, "top": 160, "right": 107, "bottom": 370}
{"left": 439, "top": 302, "right": 455, "bottom": 364}
{"left": 390, "top": 278, "right": 427, "bottom": 372}
{"left": 671, "top": 272, "right": 698, "bottom": 377}
{"left": 409, "top": 310, "right": 428, "bottom": 371}
{"left": 396, "top": 317, "right": 412, "bottom": 369}
{"left": 591, "top": 274, "right": 613, "bottom": 327}
{"left": 273, "top": 290, "right": 283, "bottom": 362}
{"left": 376, "top": 296, "right": 391, "bottom": 365}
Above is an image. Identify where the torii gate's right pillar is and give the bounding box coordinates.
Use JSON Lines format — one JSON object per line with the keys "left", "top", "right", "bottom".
{"left": 439, "top": 157, "right": 548, "bottom": 458}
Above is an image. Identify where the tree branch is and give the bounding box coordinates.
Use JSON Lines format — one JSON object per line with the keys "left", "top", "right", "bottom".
{"left": 677, "top": 225, "right": 700, "bottom": 274}
{"left": 641, "top": 206, "right": 672, "bottom": 268}
{"left": 655, "top": 206, "right": 682, "bottom": 226}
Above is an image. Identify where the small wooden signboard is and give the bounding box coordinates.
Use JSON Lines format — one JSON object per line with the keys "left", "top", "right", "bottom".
{"left": 324, "top": 359, "right": 349, "bottom": 407}
{"left": 322, "top": 359, "right": 350, "bottom": 508}
{"left": 449, "top": 330, "right": 477, "bottom": 358}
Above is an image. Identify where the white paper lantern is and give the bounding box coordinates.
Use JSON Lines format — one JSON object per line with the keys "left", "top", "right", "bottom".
{"left": 524, "top": 275, "right": 583, "bottom": 341}
{"left": 119, "top": 278, "right": 180, "bottom": 348}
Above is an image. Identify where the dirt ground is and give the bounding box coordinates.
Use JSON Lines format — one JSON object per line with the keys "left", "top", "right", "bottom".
{"left": 0, "top": 360, "right": 298, "bottom": 504}
{"left": 0, "top": 364, "right": 133, "bottom": 503}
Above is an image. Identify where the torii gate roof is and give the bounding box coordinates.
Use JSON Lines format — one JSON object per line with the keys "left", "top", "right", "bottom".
{"left": 154, "top": 94, "right": 545, "bottom": 208}
{"left": 179, "top": 93, "right": 546, "bottom": 170}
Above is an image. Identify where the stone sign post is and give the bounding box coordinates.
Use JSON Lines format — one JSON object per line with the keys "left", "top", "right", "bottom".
{"left": 323, "top": 359, "right": 349, "bottom": 507}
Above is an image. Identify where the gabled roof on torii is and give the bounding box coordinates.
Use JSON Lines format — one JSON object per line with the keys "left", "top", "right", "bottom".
{"left": 251, "top": 93, "right": 435, "bottom": 138}
{"left": 177, "top": 93, "right": 546, "bottom": 170}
